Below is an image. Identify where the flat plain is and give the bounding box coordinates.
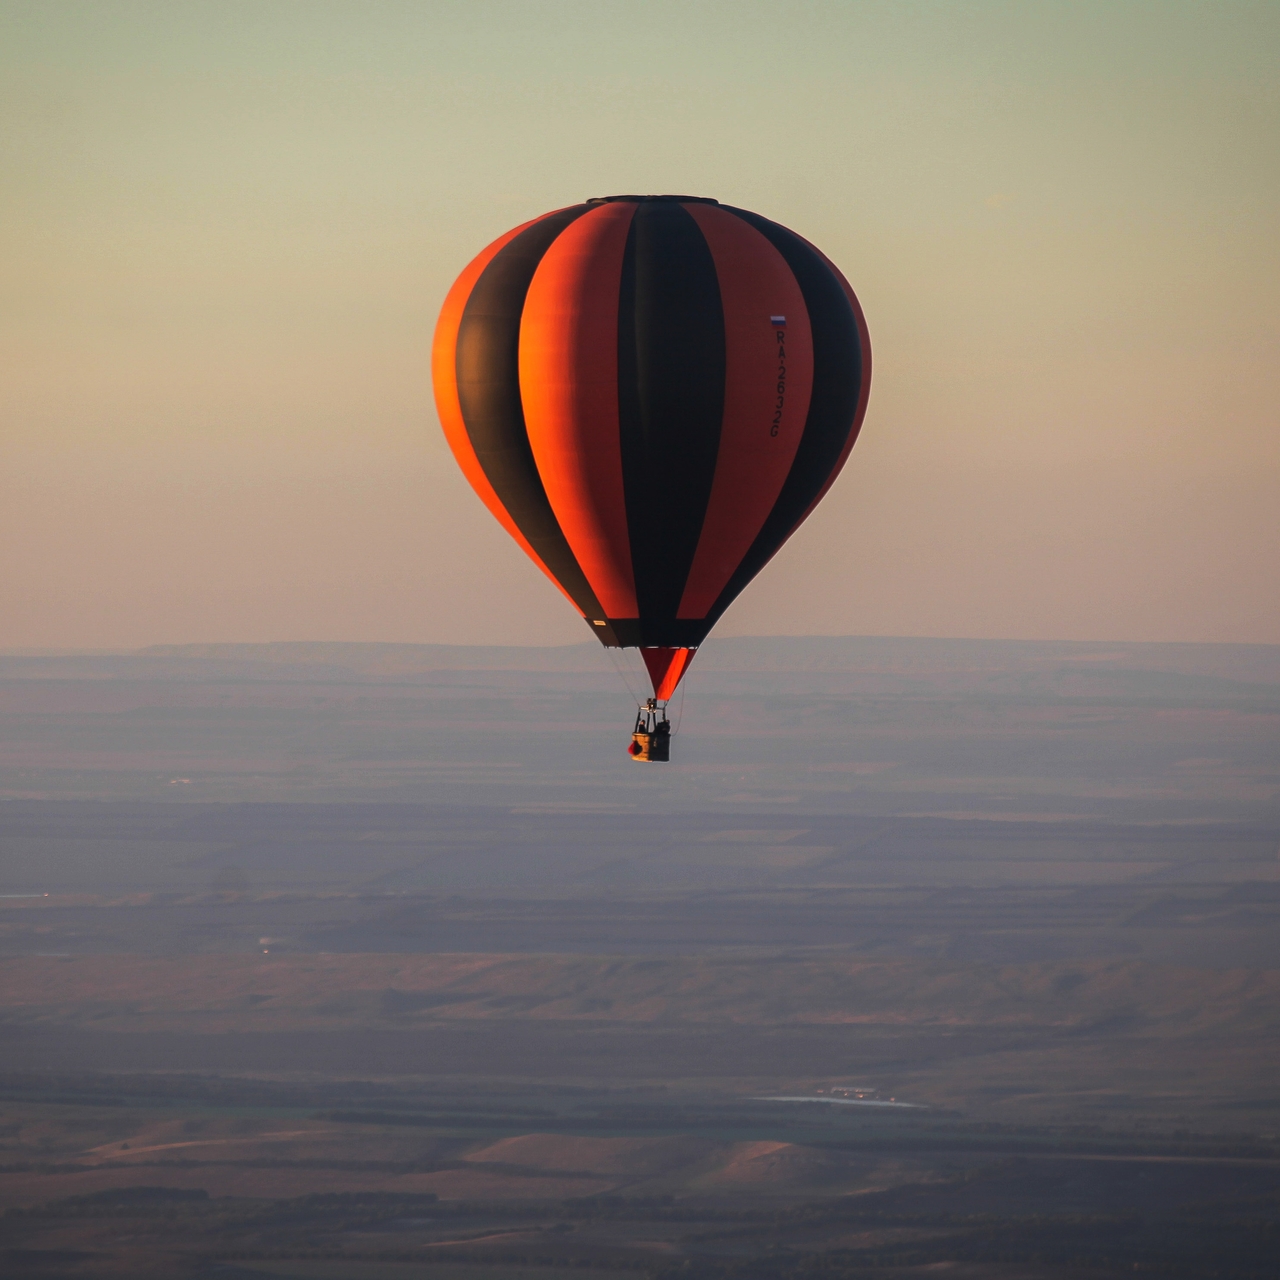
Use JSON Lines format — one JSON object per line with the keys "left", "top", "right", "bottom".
{"left": 1, "top": 638, "right": 1277, "bottom": 1277}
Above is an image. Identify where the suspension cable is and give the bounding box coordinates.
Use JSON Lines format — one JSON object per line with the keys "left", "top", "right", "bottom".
{"left": 670, "top": 666, "right": 689, "bottom": 737}
{"left": 605, "top": 645, "right": 644, "bottom": 707}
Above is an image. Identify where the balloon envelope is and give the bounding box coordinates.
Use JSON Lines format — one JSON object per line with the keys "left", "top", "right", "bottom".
{"left": 432, "top": 195, "right": 871, "bottom": 698}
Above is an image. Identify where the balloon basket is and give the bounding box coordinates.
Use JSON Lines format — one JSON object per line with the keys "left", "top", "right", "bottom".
{"left": 628, "top": 699, "right": 671, "bottom": 762}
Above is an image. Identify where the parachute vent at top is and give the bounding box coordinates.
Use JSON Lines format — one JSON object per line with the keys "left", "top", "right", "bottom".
{"left": 431, "top": 195, "right": 871, "bottom": 700}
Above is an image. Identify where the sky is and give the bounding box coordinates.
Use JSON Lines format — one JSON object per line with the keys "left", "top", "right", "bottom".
{"left": 2, "top": 0, "right": 1277, "bottom": 650}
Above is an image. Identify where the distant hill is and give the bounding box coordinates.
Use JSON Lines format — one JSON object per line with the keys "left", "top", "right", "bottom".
{"left": 2, "top": 636, "right": 1277, "bottom": 686}
{"left": 2, "top": 635, "right": 1276, "bottom": 819}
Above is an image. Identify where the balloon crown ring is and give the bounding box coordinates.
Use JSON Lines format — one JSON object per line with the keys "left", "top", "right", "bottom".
{"left": 587, "top": 194, "right": 720, "bottom": 204}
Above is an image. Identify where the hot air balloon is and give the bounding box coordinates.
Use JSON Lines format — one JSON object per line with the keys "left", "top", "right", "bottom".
{"left": 432, "top": 195, "right": 871, "bottom": 760}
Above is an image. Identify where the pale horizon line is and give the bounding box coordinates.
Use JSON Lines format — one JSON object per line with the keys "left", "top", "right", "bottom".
{"left": 4, "top": 633, "right": 1279, "bottom": 658}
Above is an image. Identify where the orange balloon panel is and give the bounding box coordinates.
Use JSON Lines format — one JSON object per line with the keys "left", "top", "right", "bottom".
{"left": 641, "top": 647, "right": 697, "bottom": 702}
{"left": 519, "top": 201, "right": 638, "bottom": 619}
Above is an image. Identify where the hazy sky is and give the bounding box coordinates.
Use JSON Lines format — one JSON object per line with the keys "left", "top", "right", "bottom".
{"left": 3, "top": 1, "right": 1277, "bottom": 649}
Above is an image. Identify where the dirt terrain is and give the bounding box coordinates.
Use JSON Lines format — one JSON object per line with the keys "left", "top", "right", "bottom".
{"left": 0, "top": 639, "right": 1276, "bottom": 1276}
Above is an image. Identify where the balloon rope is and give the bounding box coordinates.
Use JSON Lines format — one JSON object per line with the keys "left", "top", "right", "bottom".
{"left": 671, "top": 668, "right": 689, "bottom": 736}
{"left": 606, "top": 646, "right": 644, "bottom": 707}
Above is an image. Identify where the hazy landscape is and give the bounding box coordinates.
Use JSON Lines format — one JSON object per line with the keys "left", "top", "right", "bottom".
{"left": 1, "top": 636, "right": 1277, "bottom": 1277}
{"left": 6, "top": 0, "right": 1278, "bottom": 1273}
